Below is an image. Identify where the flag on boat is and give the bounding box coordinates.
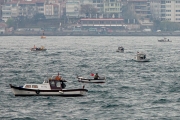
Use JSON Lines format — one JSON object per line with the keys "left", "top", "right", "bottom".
{"left": 91, "top": 73, "right": 94, "bottom": 76}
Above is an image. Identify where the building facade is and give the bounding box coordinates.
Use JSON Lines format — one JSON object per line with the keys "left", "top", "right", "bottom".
{"left": 103, "top": 0, "right": 122, "bottom": 18}
{"left": 160, "top": 0, "right": 180, "bottom": 22}
{"left": 66, "top": 0, "right": 81, "bottom": 18}
{"left": 150, "top": 0, "right": 161, "bottom": 20}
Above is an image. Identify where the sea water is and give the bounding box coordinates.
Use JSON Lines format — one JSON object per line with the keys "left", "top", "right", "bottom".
{"left": 0, "top": 36, "right": 180, "bottom": 119}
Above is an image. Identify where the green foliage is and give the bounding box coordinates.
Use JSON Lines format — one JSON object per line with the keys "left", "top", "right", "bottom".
{"left": 81, "top": 4, "right": 97, "bottom": 17}
{"left": 6, "top": 18, "right": 15, "bottom": 27}
{"left": 153, "top": 20, "right": 161, "bottom": 30}
{"left": 122, "top": 5, "right": 136, "bottom": 20}
{"left": 33, "top": 13, "right": 46, "bottom": 21}
{"left": 159, "top": 21, "right": 180, "bottom": 31}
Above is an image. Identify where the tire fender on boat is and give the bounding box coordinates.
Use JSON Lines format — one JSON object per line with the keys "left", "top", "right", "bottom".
{"left": 59, "top": 91, "right": 64, "bottom": 94}
{"left": 35, "top": 90, "right": 40, "bottom": 94}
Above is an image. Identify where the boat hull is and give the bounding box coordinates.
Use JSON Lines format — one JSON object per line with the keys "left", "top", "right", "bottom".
{"left": 10, "top": 85, "right": 88, "bottom": 97}
{"left": 78, "top": 77, "right": 105, "bottom": 83}
{"left": 41, "top": 36, "right": 46, "bottom": 39}
{"left": 158, "top": 40, "right": 172, "bottom": 42}
{"left": 31, "top": 48, "right": 47, "bottom": 51}
{"left": 133, "top": 59, "right": 150, "bottom": 62}
{"left": 116, "top": 50, "right": 124, "bottom": 52}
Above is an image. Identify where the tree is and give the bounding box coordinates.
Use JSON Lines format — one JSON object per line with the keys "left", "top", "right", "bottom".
{"left": 159, "top": 21, "right": 180, "bottom": 31}
{"left": 32, "top": 13, "right": 46, "bottom": 21}
{"left": 153, "top": 20, "right": 161, "bottom": 30}
{"left": 81, "top": 4, "right": 97, "bottom": 18}
{"left": 122, "top": 4, "right": 137, "bottom": 24}
{"left": 6, "top": 18, "right": 15, "bottom": 27}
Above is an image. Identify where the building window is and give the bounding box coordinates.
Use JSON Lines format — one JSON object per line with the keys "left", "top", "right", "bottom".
{"left": 110, "top": 0, "right": 115, "bottom": 2}
{"left": 50, "top": 81, "right": 55, "bottom": 86}
{"left": 166, "top": 10, "right": 171, "bottom": 12}
{"left": 32, "top": 85, "right": 38, "bottom": 88}
{"left": 25, "top": 85, "right": 31, "bottom": 88}
{"left": 56, "top": 81, "right": 61, "bottom": 87}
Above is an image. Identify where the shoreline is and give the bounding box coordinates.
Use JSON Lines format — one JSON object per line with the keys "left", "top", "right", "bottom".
{"left": 1, "top": 31, "right": 180, "bottom": 36}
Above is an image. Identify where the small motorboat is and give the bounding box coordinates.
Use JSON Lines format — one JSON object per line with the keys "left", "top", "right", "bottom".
{"left": 41, "top": 32, "right": 46, "bottom": 39}
{"left": 31, "top": 45, "right": 47, "bottom": 51}
{"left": 10, "top": 74, "right": 88, "bottom": 96}
{"left": 133, "top": 52, "right": 150, "bottom": 62}
{"left": 41, "top": 36, "right": 46, "bottom": 39}
{"left": 77, "top": 74, "right": 106, "bottom": 83}
{"left": 116, "top": 46, "right": 124, "bottom": 52}
{"left": 158, "top": 38, "right": 172, "bottom": 42}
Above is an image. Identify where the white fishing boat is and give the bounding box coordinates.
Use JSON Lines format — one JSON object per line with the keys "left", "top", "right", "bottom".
{"left": 10, "top": 74, "right": 88, "bottom": 96}
{"left": 116, "top": 46, "right": 124, "bottom": 52}
{"left": 133, "top": 52, "right": 150, "bottom": 62}
{"left": 77, "top": 74, "right": 106, "bottom": 83}
{"left": 158, "top": 38, "right": 172, "bottom": 42}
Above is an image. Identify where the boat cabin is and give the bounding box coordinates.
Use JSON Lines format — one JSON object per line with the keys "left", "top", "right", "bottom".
{"left": 45, "top": 75, "right": 66, "bottom": 90}
{"left": 137, "top": 53, "right": 146, "bottom": 60}
{"left": 23, "top": 75, "right": 66, "bottom": 90}
{"left": 118, "top": 46, "right": 124, "bottom": 50}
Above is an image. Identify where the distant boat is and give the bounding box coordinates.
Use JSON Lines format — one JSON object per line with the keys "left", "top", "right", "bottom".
{"left": 77, "top": 74, "right": 106, "bottom": 83}
{"left": 31, "top": 45, "right": 47, "bottom": 51}
{"left": 133, "top": 52, "right": 150, "bottom": 62}
{"left": 158, "top": 38, "right": 172, "bottom": 42}
{"left": 41, "top": 32, "right": 46, "bottom": 39}
{"left": 116, "top": 46, "right": 124, "bottom": 52}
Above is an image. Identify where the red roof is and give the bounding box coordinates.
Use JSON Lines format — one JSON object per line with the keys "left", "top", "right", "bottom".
{"left": 19, "top": 0, "right": 37, "bottom": 4}
{"left": 0, "top": 23, "right": 7, "bottom": 28}
{"left": 81, "top": 18, "right": 124, "bottom": 21}
{"left": 6, "top": 0, "right": 19, "bottom": 4}
{"left": 128, "top": 0, "right": 148, "bottom": 2}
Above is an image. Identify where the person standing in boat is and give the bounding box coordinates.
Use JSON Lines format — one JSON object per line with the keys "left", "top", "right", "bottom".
{"left": 55, "top": 73, "right": 62, "bottom": 80}
{"left": 94, "top": 73, "right": 99, "bottom": 80}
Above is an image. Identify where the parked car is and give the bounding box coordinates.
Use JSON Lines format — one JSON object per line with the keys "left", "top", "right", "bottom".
{"left": 143, "top": 29, "right": 151, "bottom": 32}
{"left": 156, "top": 30, "right": 161, "bottom": 32}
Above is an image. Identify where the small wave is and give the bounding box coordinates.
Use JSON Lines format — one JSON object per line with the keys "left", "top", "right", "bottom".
{"left": 152, "top": 98, "right": 171, "bottom": 104}
{"left": 11, "top": 117, "right": 37, "bottom": 120}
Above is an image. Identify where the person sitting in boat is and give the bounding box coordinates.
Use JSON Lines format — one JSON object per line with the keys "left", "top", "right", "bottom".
{"left": 40, "top": 46, "right": 44, "bottom": 50}
{"left": 36, "top": 48, "right": 40, "bottom": 50}
{"left": 55, "top": 73, "right": 62, "bottom": 80}
{"left": 94, "top": 73, "right": 99, "bottom": 80}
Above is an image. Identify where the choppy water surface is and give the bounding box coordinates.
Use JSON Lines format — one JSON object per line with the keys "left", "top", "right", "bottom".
{"left": 0, "top": 36, "right": 180, "bottom": 119}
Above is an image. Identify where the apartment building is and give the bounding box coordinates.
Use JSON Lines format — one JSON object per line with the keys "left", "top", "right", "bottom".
{"left": 44, "top": 3, "right": 61, "bottom": 19}
{"left": 44, "top": 0, "right": 60, "bottom": 19}
{"left": 150, "top": 0, "right": 161, "bottom": 20}
{"left": 2, "top": 1, "right": 19, "bottom": 22}
{"left": 66, "top": 0, "right": 81, "bottom": 18}
{"left": 18, "top": 0, "right": 37, "bottom": 18}
{"left": 160, "top": 0, "right": 180, "bottom": 22}
{"left": 150, "top": 0, "right": 180, "bottom": 22}
{"left": 36, "top": 0, "right": 45, "bottom": 14}
{"left": 128, "top": 0, "right": 151, "bottom": 19}
{"left": 127, "top": 0, "right": 152, "bottom": 26}
{"left": 104, "top": 0, "right": 122, "bottom": 18}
